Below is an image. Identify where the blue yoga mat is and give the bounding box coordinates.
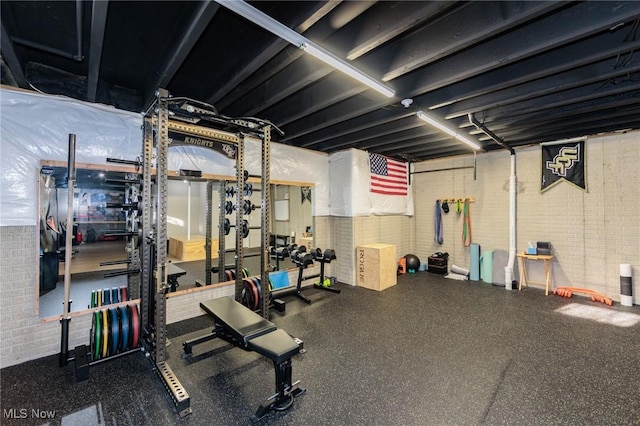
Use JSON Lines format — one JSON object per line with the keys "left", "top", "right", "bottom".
{"left": 480, "top": 251, "right": 494, "bottom": 284}
{"left": 470, "top": 243, "right": 480, "bottom": 281}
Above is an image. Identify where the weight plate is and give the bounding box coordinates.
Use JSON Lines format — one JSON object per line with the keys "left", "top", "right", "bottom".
{"left": 130, "top": 304, "right": 140, "bottom": 349}
{"left": 110, "top": 308, "right": 119, "bottom": 356}
{"left": 241, "top": 219, "right": 250, "bottom": 238}
{"left": 241, "top": 288, "right": 248, "bottom": 308}
{"left": 111, "top": 287, "right": 120, "bottom": 304}
{"left": 243, "top": 278, "right": 257, "bottom": 310}
{"left": 93, "top": 311, "right": 101, "bottom": 360}
{"left": 119, "top": 305, "right": 129, "bottom": 352}
{"left": 101, "top": 309, "right": 109, "bottom": 359}
{"left": 254, "top": 277, "right": 262, "bottom": 310}
{"left": 247, "top": 277, "right": 259, "bottom": 310}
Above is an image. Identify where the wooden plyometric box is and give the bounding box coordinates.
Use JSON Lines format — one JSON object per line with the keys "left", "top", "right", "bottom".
{"left": 356, "top": 244, "right": 397, "bottom": 291}
{"left": 169, "top": 235, "right": 219, "bottom": 262}
{"left": 297, "top": 237, "right": 313, "bottom": 250}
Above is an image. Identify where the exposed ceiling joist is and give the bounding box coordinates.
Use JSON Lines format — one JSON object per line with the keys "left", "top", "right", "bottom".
{"left": 2, "top": 1, "right": 638, "bottom": 162}
{"left": 87, "top": 0, "right": 108, "bottom": 102}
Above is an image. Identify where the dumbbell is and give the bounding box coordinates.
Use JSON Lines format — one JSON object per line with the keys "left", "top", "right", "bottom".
{"left": 292, "top": 252, "right": 314, "bottom": 267}
{"left": 289, "top": 245, "right": 307, "bottom": 261}
{"left": 270, "top": 246, "right": 289, "bottom": 260}
{"left": 323, "top": 249, "right": 336, "bottom": 262}
{"left": 222, "top": 218, "right": 259, "bottom": 238}
{"left": 311, "top": 248, "right": 323, "bottom": 260}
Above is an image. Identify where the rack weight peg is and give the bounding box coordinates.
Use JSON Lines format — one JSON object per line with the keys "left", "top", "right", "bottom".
{"left": 242, "top": 199, "right": 259, "bottom": 215}
{"left": 226, "top": 182, "right": 253, "bottom": 198}
{"left": 222, "top": 218, "right": 260, "bottom": 238}
{"left": 225, "top": 186, "right": 236, "bottom": 198}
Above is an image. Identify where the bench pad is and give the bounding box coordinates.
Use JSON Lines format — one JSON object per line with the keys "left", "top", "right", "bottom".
{"left": 200, "top": 297, "right": 276, "bottom": 345}
{"left": 248, "top": 329, "right": 300, "bottom": 363}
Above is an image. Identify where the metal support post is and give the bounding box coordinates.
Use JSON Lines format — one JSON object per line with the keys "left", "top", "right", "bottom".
{"left": 218, "top": 181, "right": 227, "bottom": 283}
{"left": 260, "top": 127, "right": 271, "bottom": 318}
{"left": 235, "top": 135, "right": 245, "bottom": 303}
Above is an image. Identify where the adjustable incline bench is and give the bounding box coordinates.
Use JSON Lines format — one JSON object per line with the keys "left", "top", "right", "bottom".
{"left": 183, "top": 297, "right": 305, "bottom": 421}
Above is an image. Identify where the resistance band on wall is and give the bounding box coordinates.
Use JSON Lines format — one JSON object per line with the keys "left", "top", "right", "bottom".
{"left": 462, "top": 199, "right": 472, "bottom": 247}
{"left": 434, "top": 200, "right": 443, "bottom": 244}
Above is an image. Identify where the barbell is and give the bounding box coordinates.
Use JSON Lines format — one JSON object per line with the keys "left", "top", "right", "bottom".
{"left": 222, "top": 218, "right": 260, "bottom": 238}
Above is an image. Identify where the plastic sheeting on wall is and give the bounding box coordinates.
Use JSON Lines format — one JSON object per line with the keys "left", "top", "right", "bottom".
{"left": 328, "top": 149, "right": 370, "bottom": 216}
{"left": 328, "top": 149, "right": 413, "bottom": 217}
{"left": 244, "top": 138, "right": 329, "bottom": 216}
{"left": 0, "top": 88, "right": 331, "bottom": 225}
{"left": 1, "top": 90, "right": 142, "bottom": 226}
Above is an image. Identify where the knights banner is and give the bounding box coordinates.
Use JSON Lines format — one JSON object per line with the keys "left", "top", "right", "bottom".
{"left": 541, "top": 139, "right": 587, "bottom": 193}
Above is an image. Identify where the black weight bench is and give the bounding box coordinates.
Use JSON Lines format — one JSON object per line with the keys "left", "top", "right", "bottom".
{"left": 183, "top": 297, "right": 305, "bottom": 421}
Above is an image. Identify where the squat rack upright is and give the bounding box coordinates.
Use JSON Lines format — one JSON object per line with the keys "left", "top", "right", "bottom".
{"left": 139, "top": 89, "right": 275, "bottom": 416}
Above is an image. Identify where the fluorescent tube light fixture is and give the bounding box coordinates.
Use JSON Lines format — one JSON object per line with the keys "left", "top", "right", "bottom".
{"left": 214, "top": 0, "right": 395, "bottom": 98}
{"left": 417, "top": 111, "right": 481, "bottom": 150}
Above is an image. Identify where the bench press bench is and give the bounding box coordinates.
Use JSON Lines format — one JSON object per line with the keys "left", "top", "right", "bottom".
{"left": 183, "top": 297, "right": 305, "bottom": 421}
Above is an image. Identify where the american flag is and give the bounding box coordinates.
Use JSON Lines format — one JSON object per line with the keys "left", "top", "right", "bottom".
{"left": 369, "top": 153, "right": 408, "bottom": 196}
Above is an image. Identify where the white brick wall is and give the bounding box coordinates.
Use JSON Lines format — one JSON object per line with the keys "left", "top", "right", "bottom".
{"left": 412, "top": 131, "right": 640, "bottom": 300}
{"left": 323, "top": 215, "right": 412, "bottom": 286}
{"left": 1, "top": 226, "right": 63, "bottom": 367}
{"left": 0, "top": 225, "right": 327, "bottom": 368}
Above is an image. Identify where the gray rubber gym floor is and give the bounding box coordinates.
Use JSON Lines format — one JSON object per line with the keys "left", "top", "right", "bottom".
{"left": 3, "top": 272, "right": 640, "bottom": 425}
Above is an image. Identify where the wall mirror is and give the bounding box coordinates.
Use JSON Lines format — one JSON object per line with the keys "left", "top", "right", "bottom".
{"left": 38, "top": 161, "right": 137, "bottom": 318}
{"left": 37, "top": 160, "right": 313, "bottom": 318}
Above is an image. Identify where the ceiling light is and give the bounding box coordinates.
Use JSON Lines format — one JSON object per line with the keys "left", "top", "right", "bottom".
{"left": 417, "top": 111, "right": 481, "bottom": 151}
{"left": 214, "top": 0, "right": 395, "bottom": 98}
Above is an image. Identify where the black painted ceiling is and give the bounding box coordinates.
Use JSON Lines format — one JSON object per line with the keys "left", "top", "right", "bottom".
{"left": 2, "top": 1, "right": 639, "bottom": 161}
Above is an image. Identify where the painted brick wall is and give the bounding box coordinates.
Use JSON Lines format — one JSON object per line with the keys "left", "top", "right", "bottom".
{"left": 0, "top": 226, "right": 93, "bottom": 368}
{"left": 0, "top": 223, "right": 326, "bottom": 368}
{"left": 412, "top": 131, "right": 640, "bottom": 300}
{"left": 325, "top": 215, "right": 412, "bottom": 286}
{"left": 326, "top": 217, "right": 355, "bottom": 285}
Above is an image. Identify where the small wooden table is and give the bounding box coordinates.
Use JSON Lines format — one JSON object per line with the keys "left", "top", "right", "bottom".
{"left": 517, "top": 252, "right": 554, "bottom": 295}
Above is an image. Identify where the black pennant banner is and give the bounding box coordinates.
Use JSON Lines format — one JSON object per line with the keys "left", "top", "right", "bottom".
{"left": 541, "top": 140, "right": 586, "bottom": 193}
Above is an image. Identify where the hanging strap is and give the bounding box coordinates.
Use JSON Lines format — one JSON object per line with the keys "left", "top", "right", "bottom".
{"left": 462, "top": 200, "right": 472, "bottom": 247}
{"left": 435, "top": 200, "right": 444, "bottom": 244}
